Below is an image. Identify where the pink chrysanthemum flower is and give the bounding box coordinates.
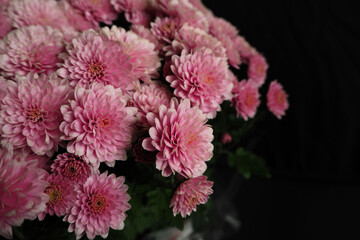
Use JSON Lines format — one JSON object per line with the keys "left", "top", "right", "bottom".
{"left": 266, "top": 80, "right": 289, "bottom": 119}
{"left": 51, "top": 153, "right": 94, "bottom": 184}
{"left": 151, "top": 17, "right": 181, "bottom": 44}
{"left": 60, "top": 83, "right": 137, "bottom": 168}
{"left": 38, "top": 173, "right": 77, "bottom": 221}
{"left": 0, "top": 148, "right": 49, "bottom": 239}
{"left": 208, "top": 16, "right": 239, "bottom": 40}
{"left": 0, "top": 7, "right": 12, "bottom": 39}
{"left": 170, "top": 175, "right": 213, "bottom": 218}
{"left": 166, "top": 48, "right": 233, "bottom": 118}
{"left": 132, "top": 81, "right": 173, "bottom": 127}
{"left": 0, "top": 74, "right": 71, "bottom": 156}
{"left": 0, "top": 25, "right": 64, "bottom": 77}
{"left": 231, "top": 79, "right": 260, "bottom": 120}
{"left": 233, "top": 35, "right": 257, "bottom": 63}
{"left": 59, "top": 0, "right": 97, "bottom": 31}
{"left": 248, "top": 54, "right": 269, "bottom": 87}
{"left": 7, "top": 0, "right": 74, "bottom": 32}
{"left": 142, "top": 98, "right": 214, "bottom": 178}
{"left": 58, "top": 29, "right": 134, "bottom": 90}
{"left": 216, "top": 34, "right": 241, "bottom": 69}
{"left": 69, "top": 0, "right": 117, "bottom": 25}
{"left": 168, "top": 23, "right": 226, "bottom": 59}
{"left": 100, "top": 26, "right": 161, "bottom": 83}
{"left": 64, "top": 172, "right": 131, "bottom": 240}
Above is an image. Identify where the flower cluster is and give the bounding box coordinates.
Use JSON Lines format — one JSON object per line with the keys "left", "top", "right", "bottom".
{"left": 0, "top": 0, "right": 289, "bottom": 239}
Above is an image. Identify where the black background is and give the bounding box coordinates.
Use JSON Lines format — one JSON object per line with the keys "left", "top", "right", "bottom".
{"left": 204, "top": 1, "right": 360, "bottom": 239}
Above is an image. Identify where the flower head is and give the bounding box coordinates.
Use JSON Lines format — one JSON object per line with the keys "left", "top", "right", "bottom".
{"left": 0, "top": 148, "right": 49, "bottom": 239}
{"left": 0, "top": 74, "right": 71, "bottom": 156}
{"left": 142, "top": 98, "right": 213, "bottom": 178}
{"left": 231, "top": 79, "right": 260, "bottom": 120}
{"left": 38, "top": 173, "right": 77, "bottom": 221}
{"left": 166, "top": 48, "right": 233, "bottom": 118}
{"left": 59, "top": 0, "right": 97, "bottom": 31}
{"left": 60, "top": 83, "right": 137, "bottom": 168}
{"left": 170, "top": 175, "right": 213, "bottom": 218}
{"left": 151, "top": 17, "right": 181, "bottom": 44}
{"left": 248, "top": 54, "right": 268, "bottom": 87}
{"left": 0, "top": 25, "right": 64, "bottom": 77}
{"left": 51, "top": 153, "right": 94, "bottom": 184}
{"left": 64, "top": 172, "right": 131, "bottom": 240}
{"left": 266, "top": 80, "right": 289, "bottom": 119}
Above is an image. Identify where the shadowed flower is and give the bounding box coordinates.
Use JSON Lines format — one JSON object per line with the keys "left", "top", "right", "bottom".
{"left": 0, "top": 148, "right": 49, "bottom": 239}
{"left": 0, "top": 74, "right": 71, "bottom": 156}
{"left": 60, "top": 83, "right": 137, "bottom": 168}
{"left": 0, "top": 25, "right": 64, "bottom": 77}
{"left": 170, "top": 175, "right": 213, "bottom": 218}
{"left": 267, "top": 80, "right": 289, "bottom": 119}
{"left": 142, "top": 98, "right": 214, "bottom": 178}
{"left": 64, "top": 172, "right": 131, "bottom": 240}
{"left": 231, "top": 79, "right": 260, "bottom": 120}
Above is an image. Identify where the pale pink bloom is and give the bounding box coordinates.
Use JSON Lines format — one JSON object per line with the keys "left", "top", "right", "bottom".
{"left": 60, "top": 83, "right": 137, "bottom": 168}
{"left": 111, "top": 0, "right": 148, "bottom": 12}
{"left": 7, "top": 0, "right": 74, "bottom": 33}
{"left": 266, "top": 80, "right": 289, "bottom": 119}
{"left": 166, "top": 48, "right": 233, "bottom": 118}
{"left": 151, "top": 17, "right": 181, "bottom": 44}
{"left": 231, "top": 79, "right": 260, "bottom": 120}
{"left": 142, "top": 98, "right": 214, "bottom": 178}
{"left": 59, "top": 0, "right": 97, "bottom": 31}
{"left": 131, "top": 24, "right": 163, "bottom": 51}
{"left": 0, "top": 7, "right": 12, "bottom": 39}
{"left": 216, "top": 34, "right": 241, "bottom": 68}
{"left": 68, "top": 0, "right": 117, "bottom": 25}
{"left": 170, "top": 175, "right": 213, "bottom": 218}
{"left": 51, "top": 153, "right": 95, "bottom": 184}
{"left": 132, "top": 81, "right": 173, "bottom": 127}
{"left": 248, "top": 54, "right": 268, "bottom": 87}
{"left": 100, "top": 26, "right": 161, "bottom": 83}
{"left": 57, "top": 29, "right": 134, "bottom": 90}
{"left": 233, "top": 35, "right": 257, "bottom": 63}
{"left": 0, "top": 148, "right": 49, "bottom": 239}
{"left": 38, "top": 173, "right": 77, "bottom": 221}
{"left": 64, "top": 172, "right": 131, "bottom": 240}
{"left": 0, "top": 25, "right": 64, "bottom": 77}
{"left": 0, "top": 74, "right": 71, "bottom": 156}
{"left": 167, "top": 23, "right": 226, "bottom": 60}
{"left": 221, "top": 133, "right": 232, "bottom": 145}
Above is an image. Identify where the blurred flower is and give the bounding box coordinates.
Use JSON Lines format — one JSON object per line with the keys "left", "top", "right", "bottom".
{"left": 267, "top": 80, "right": 289, "bottom": 119}
{"left": 142, "top": 98, "right": 213, "bottom": 178}
{"left": 151, "top": 16, "right": 181, "bottom": 44}
{"left": 59, "top": 0, "right": 97, "bottom": 31}
{"left": 0, "top": 148, "right": 49, "bottom": 239}
{"left": 231, "top": 79, "right": 260, "bottom": 120}
{"left": 64, "top": 172, "right": 131, "bottom": 240}
{"left": 170, "top": 175, "right": 213, "bottom": 218}
{"left": 60, "top": 83, "right": 137, "bottom": 168}
{"left": 0, "top": 74, "right": 70, "bottom": 156}
{"left": 248, "top": 54, "right": 268, "bottom": 87}
{"left": 221, "top": 133, "right": 232, "bottom": 145}
{"left": 0, "top": 25, "right": 64, "bottom": 77}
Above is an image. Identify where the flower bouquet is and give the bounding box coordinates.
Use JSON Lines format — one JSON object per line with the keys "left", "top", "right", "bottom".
{"left": 0, "top": 0, "right": 289, "bottom": 239}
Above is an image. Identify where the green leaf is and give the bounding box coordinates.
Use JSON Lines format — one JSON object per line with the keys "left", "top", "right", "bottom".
{"left": 228, "top": 148, "right": 271, "bottom": 179}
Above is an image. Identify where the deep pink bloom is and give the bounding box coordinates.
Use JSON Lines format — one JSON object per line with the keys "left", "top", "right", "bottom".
{"left": 142, "top": 98, "right": 214, "bottom": 178}
{"left": 166, "top": 48, "right": 233, "bottom": 118}
{"left": 0, "top": 148, "right": 49, "bottom": 239}
{"left": 58, "top": 29, "right": 134, "bottom": 90}
{"left": 38, "top": 174, "right": 77, "bottom": 221}
{"left": 100, "top": 26, "right": 161, "bottom": 83}
{"left": 59, "top": 0, "right": 97, "bottom": 31}
{"left": 266, "top": 80, "right": 289, "bottom": 119}
{"left": 0, "top": 74, "right": 71, "bottom": 156}
{"left": 64, "top": 172, "right": 131, "bottom": 240}
{"left": 7, "top": 0, "right": 74, "bottom": 32}
{"left": 221, "top": 133, "right": 232, "bottom": 145}
{"left": 0, "top": 7, "right": 12, "bottom": 39}
{"left": 60, "top": 83, "right": 137, "bottom": 168}
{"left": 151, "top": 17, "right": 181, "bottom": 44}
{"left": 69, "top": 0, "right": 117, "bottom": 25}
{"left": 167, "top": 23, "right": 226, "bottom": 60}
{"left": 248, "top": 54, "right": 268, "bottom": 87}
{"left": 0, "top": 25, "right": 64, "bottom": 77}
{"left": 51, "top": 153, "right": 94, "bottom": 184}
{"left": 132, "top": 81, "right": 173, "bottom": 128}
{"left": 170, "top": 175, "right": 213, "bottom": 218}
{"left": 231, "top": 79, "right": 260, "bottom": 120}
